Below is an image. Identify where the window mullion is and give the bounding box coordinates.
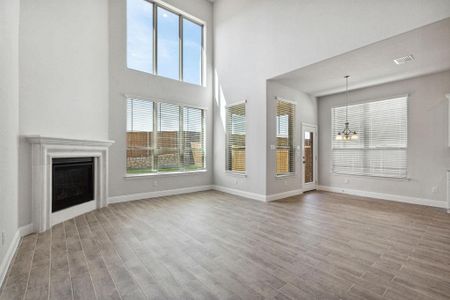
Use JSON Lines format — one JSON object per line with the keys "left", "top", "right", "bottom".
{"left": 153, "top": 102, "right": 158, "bottom": 172}
{"left": 179, "top": 15, "right": 183, "bottom": 81}
{"left": 179, "top": 106, "right": 184, "bottom": 171}
{"left": 201, "top": 109, "right": 205, "bottom": 169}
{"left": 153, "top": 3, "right": 158, "bottom": 75}
{"left": 201, "top": 25, "right": 204, "bottom": 86}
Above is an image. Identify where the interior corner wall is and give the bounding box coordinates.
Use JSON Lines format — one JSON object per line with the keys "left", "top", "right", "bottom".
{"left": 18, "top": 0, "right": 110, "bottom": 227}
{"left": 108, "top": 0, "right": 214, "bottom": 199}
{"left": 318, "top": 70, "right": 450, "bottom": 204}
{"left": 212, "top": 0, "right": 450, "bottom": 198}
{"left": 266, "top": 81, "right": 317, "bottom": 196}
{"left": 0, "top": 0, "right": 19, "bottom": 271}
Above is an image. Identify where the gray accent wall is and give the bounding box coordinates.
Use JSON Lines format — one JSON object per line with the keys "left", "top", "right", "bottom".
{"left": 318, "top": 70, "right": 450, "bottom": 204}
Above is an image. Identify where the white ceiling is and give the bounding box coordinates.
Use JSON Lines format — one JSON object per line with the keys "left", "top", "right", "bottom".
{"left": 272, "top": 17, "right": 450, "bottom": 97}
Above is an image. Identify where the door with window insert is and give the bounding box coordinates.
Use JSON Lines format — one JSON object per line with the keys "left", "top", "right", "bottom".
{"left": 302, "top": 124, "right": 318, "bottom": 191}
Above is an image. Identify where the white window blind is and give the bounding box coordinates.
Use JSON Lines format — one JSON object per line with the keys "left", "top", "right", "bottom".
{"left": 276, "top": 99, "right": 295, "bottom": 175}
{"left": 182, "top": 107, "right": 205, "bottom": 170}
{"left": 127, "top": 99, "right": 154, "bottom": 174}
{"left": 331, "top": 96, "right": 408, "bottom": 178}
{"left": 157, "top": 103, "right": 181, "bottom": 171}
{"left": 127, "top": 98, "right": 205, "bottom": 174}
{"left": 226, "top": 103, "right": 246, "bottom": 172}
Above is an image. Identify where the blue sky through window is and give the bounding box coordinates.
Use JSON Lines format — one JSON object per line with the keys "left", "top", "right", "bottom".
{"left": 127, "top": 0, "right": 203, "bottom": 85}
{"left": 183, "top": 19, "right": 202, "bottom": 85}
{"left": 127, "top": 0, "right": 153, "bottom": 73}
{"left": 157, "top": 7, "right": 179, "bottom": 80}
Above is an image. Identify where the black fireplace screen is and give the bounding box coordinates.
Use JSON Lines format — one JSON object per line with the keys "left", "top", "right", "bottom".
{"left": 52, "top": 157, "right": 94, "bottom": 212}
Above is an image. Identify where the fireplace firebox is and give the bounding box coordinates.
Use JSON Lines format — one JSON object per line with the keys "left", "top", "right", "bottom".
{"left": 52, "top": 157, "right": 94, "bottom": 212}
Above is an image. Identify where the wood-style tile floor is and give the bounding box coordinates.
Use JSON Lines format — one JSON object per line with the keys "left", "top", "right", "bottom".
{"left": 1, "top": 190, "right": 450, "bottom": 300}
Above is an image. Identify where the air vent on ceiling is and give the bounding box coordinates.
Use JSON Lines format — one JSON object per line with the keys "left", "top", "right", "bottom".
{"left": 393, "top": 54, "right": 415, "bottom": 65}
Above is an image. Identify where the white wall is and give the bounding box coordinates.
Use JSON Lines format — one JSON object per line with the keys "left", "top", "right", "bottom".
{"left": 0, "top": 0, "right": 19, "bottom": 273}
{"left": 213, "top": 0, "right": 450, "bottom": 197}
{"left": 318, "top": 70, "right": 450, "bottom": 204}
{"left": 266, "top": 81, "right": 317, "bottom": 196}
{"left": 108, "top": 0, "right": 214, "bottom": 199}
{"left": 18, "top": 0, "right": 110, "bottom": 226}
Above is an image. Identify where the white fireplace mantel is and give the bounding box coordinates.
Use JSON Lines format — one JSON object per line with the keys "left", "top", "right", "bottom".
{"left": 26, "top": 136, "right": 114, "bottom": 232}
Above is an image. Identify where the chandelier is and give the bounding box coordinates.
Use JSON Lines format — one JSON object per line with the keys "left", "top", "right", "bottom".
{"left": 336, "top": 75, "right": 358, "bottom": 141}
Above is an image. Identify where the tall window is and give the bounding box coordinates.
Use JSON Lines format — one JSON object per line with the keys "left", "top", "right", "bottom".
{"left": 331, "top": 96, "right": 408, "bottom": 178}
{"left": 127, "top": 98, "right": 205, "bottom": 174}
{"left": 127, "top": 0, "right": 153, "bottom": 73}
{"left": 127, "top": 0, "right": 204, "bottom": 85}
{"left": 226, "top": 103, "right": 246, "bottom": 173}
{"left": 157, "top": 7, "right": 179, "bottom": 80}
{"left": 276, "top": 99, "right": 295, "bottom": 175}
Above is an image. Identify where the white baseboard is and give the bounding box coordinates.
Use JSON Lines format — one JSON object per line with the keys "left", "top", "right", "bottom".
{"left": 108, "top": 185, "right": 213, "bottom": 203}
{"left": 318, "top": 185, "right": 448, "bottom": 208}
{"left": 18, "top": 224, "right": 34, "bottom": 237}
{"left": 266, "top": 189, "right": 303, "bottom": 202}
{"left": 0, "top": 231, "right": 20, "bottom": 289}
{"left": 212, "top": 185, "right": 267, "bottom": 202}
{"left": 0, "top": 223, "right": 34, "bottom": 289}
{"left": 212, "top": 185, "right": 302, "bottom": 202}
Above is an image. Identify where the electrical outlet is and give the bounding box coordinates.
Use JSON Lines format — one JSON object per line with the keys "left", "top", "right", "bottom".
{"left": 344, "top": 178, "right": 349, "bottom": 184}
{"left": 431, "top": 186, "right": 438, "bottom": 193}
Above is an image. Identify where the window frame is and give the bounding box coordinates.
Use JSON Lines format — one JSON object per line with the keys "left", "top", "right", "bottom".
{"left": 128, "top": 0, "right": 205, "bottom": 86}
{"left": 126, "top": 96, "right": 207, "bottom": 177}
{"left": 275, "top": 98, "right": 296, "bottom": 177}
{"left": 330, "top": 94, "right": 408, "bottom": 179}
{"left": 225, "top": 101, "right": 247, "bottom": 175}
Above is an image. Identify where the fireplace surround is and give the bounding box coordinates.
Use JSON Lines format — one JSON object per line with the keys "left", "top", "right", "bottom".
{"left": 26, "top": 136, "right": 114, "bottom": 232}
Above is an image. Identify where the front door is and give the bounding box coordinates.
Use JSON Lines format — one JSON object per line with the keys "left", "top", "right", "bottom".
{"left": 302, "top": 124, "right": 318, "bottom": 191}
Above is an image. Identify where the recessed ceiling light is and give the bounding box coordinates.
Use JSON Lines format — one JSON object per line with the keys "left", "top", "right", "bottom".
{"left": 393, "top": 55, "right": 415, "bottom": 65}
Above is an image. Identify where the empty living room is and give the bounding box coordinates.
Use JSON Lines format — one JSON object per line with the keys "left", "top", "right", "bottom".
{"left": 2, "top": 0, "right": 450, "bottom": 299}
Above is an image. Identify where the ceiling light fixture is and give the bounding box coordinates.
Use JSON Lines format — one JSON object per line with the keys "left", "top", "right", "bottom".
{"left": 336, "top": 76, "right": 358, "bottom": 141}
{"left": 393, "top": 54, "right": 415, "bottom": 65}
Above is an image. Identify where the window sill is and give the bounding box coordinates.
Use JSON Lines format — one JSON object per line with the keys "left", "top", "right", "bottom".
{"left": 331, "top": 172, "right": 411, "bottom": 181}
{"left": 275, "top": 173, "right": 296, "bottom": 179}
{"left": 225, "top": 171, "right": 247, "bottom": 178}
{"left": 125, "top": 169, "right": 207, "bottom": 179}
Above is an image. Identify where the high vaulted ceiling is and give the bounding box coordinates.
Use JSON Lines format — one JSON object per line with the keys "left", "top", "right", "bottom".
{"left": 272, "top": 17, "right": 450, "bottom": 97}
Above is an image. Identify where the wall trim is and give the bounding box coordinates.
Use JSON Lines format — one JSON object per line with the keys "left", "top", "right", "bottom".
{"left": 18, "top": 224, "right": 34, "bottom": 237}
{"left": 212, "top": 185, "right": 267, "bottom": 202}
{"left": 266, "top": 189, "right": 303, "bottom": 201}
{"left": 318, "top": 185, "right": 448, "bottom": 209}
{"left": 0, "top": 231, "right": 20, "bottom": 289}
{"left": 0, "top": 224, "right": 34, "bottom": 290}
{"left": 108, "top": 185, "right": 213, "bottom": 203}
{"left": 212, "top": 185, "right": 302, "bottom": 202}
